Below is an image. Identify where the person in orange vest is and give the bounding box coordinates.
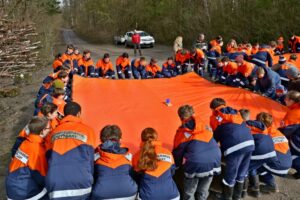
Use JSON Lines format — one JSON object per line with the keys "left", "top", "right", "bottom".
{"left": 172, "top": 105, "right": 221, "bottom": 200}
{"left": 132, "top": 128, "right": 180, "bottom": 200}
{"left": 51, "top": 88, "right": 66, "bottom": 119}
{"left": 190, "top": 48, "right": 206, "bottom": 76}
{"left": 251, "top": 43, "right": 259, "bottom": 55}
{"left": 234, "top": 55, "right": 257, "bottom": 88}
{"left": 175, "top": 49, "right": 190, "bottom": 74}
{"left": 91, "top": 125, "right": 138, "bottom": 199}
{"left": 274, "top": 37, "right": 285, "bottom": 55}
{"left": 131, "top": 57, "right": 147, "bottom": 79}
{"left": 279, "top": 91, "right": 300, "bottom": 179}
{"left": 161, "top": 57, "right": 177, "bottom": 78}
{"left": 52, "top": 53, "right": 63, "bottom": 73}
{"left": 56, "top": 70, "right": 72, "bottom": 103}
{"left": 46, "top": 102, "right": 97, "bottom": 199}
{"left": 210, "top": 98, "right": 254, "bottom": 200}
{"left": 61, "top": 44, "right": 76, "bottom": 67}
{"left": 250, "top": 44, "right": 273, "bottom": 68}
{"left": 34, "top": 76, "right": 54, "bottom": 115}
{"left": 96, "top": 53, "right": 116, "bottom": 79}
{"left": 146, "top": 58, "right": 163, "bottom": 78}
{"left": 73, "top": 47, "right": 82, "bottom": 62}
{"left": 6, "top": 117, "right": 50, "bottom": 200}
{"left": 226, "top": 39, "right": 238, "bottom": 53}
{"left": 218, "top": 56, "right": 238, "bottom": 85}
{"left": 288, "top": 35, "right": 300, "bottom": 53}
{"left": 72, "top": 47, "right": 82, "bottom": 71}
{"left": 244, "top": 119, "right": 277, "bottom": 198}
{"left": 116, "top": 52, "right": 132, "bottom": 79}
{"left": 256, "top": 112, "right": 292, "bottom": 193}
{"left": 207, "top": 36, "right": 223, "bottom": 80}
{"left": 78, "top": 50, "right": 95, "bottom": 77}
{"left": 40, "top": 102, "right": 59, "bottom": 130}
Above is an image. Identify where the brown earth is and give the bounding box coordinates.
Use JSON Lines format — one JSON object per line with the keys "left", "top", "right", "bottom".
{"left": 0, "top": 29, "right": 299, "bottom": 199}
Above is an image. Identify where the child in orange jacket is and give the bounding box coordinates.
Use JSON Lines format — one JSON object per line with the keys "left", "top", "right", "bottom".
{"left": 146, "top": 58, "right": 163, "bottom": 78}
{"left": 96, "top": 53, "right": 116, "bottom": 79}
{"left": 6, "top": 117, "right": 50, "bottom": 200}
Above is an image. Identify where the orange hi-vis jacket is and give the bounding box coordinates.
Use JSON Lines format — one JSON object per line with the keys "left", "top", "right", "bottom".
{"left": 289, "top": 36, "right": 300, "bottom": 53}
{"left": 61, "top": 52, "right": 76, "bottom": 65}
{"left": 73, "top": 53, "right": 82, "bottom": 62}
{"left": 172, "top": 117, "right": 221, "bottom": 177}
{"left": 116, "top": 56, "right": 130, "bottom": 70}
{"left": 263, "top": 126, "right": 292, "bottom": 175}
{"left": 223, "top": 61, "right": 238, "bottom": 75}
{"left": 52, "top": 97, "right": 66, "bottom": 117}
{"left": 52, "top": 58, "right": 63, "bottom": 71}
{"left": 175, "top": 51, "right": 189, "bottom": 64}
{"left": 146, "top": 64, "right": 161, "bottom": 76}
{"left": 238, "top": 61, "right": 255, "bottom": 78}
{"left": 251, "top": 47, "right": 259, "bottom": 55}
{"left": 96, "top": 59, "right": 114, "bottom": 75}
{"left": 91, "top": 147, "right": 137, "bottom": 199}
{"left": 267, "top": 127, "right": 290, "bottom": 154}
{"left": 78, "top": 57, "right": 95, "bottom": 76}
{"left": 210, "top": 39, "right": 218, "bottom": 48}
{"left": 210, "top": 105, "right": 244, "bottom": 131}
{"left": 46, "top": 115, "right": 97, "bottom": 199}
{"left": 6, "top": 134, "right": 48, "bottom": 199}
{"left": 132, "top": 140, "right": 179, "bottom": 200}
{"left": 226, "top": 45, "right": 236, "bottom": 53}
{"left": 282, "top": 103, "right": 300, "bottom": 127}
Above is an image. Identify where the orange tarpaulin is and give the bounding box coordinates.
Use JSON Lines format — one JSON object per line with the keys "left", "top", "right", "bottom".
{"left": 73, "top": 73, "right": 288, "bottom": 153}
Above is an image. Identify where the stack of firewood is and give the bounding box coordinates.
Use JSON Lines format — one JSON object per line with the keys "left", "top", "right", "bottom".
{"left": 0, "top": 14, "right": 41, "bottom": 77}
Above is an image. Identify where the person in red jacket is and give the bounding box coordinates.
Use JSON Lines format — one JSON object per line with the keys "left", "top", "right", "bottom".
{"left": 274, "top": 37, "right": 285, "bottom": 55}
{"left": 288, "top": 35, "right": 300, "bottom": 53}
{"left": 96, "top": 53, "right": 116, "bottom": 79}
{"left": 46, "top": 102, "right": 97, "bottom": 199}
{"left": 116, "top": 52, "right": 132, "bottom": 79}
{"left": 132, "top": 30, "right": 142, "bottom": 56}
{"left": 78, "top": 50, "right": 95, "bottom": 77}
{"left": 6, "top": 116, "right": 50, "bottom": 200}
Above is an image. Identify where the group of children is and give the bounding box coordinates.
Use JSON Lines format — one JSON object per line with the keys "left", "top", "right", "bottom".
{"left": 4, "top": 39, "right": 300, "bottom": 199}
{"left": 51, "top": 38, "right": 300, "bottom": 106}
{"left": 6, "top": 89, "right": 300, "bottom": 200}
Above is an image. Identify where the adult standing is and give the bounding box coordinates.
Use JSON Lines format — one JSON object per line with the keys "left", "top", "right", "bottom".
{"left": 193, "top": 33, "right": 208, "bottom": 52}
{"left": 173, "top": 36, "right": 183, "bottom": 54}
{"left": 132, "top": 30, "right": 142, "bottom": 56}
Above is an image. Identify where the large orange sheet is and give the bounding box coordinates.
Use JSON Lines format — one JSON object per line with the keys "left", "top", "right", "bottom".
{"left": 73, "top": 73, "right": 287, "bottom": 153}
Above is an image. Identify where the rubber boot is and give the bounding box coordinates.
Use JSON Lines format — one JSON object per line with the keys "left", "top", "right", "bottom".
{"left": 241, "top": 178, "right": 249, "bottom": 198}
{"left": 233, "top": 182, "right": 244, "bottom": 200}
{"left": 249, "top": 175, "right": 261, "bottom": 198}
{"left": 216, "top": 183, "right": 234, "bottom": 200}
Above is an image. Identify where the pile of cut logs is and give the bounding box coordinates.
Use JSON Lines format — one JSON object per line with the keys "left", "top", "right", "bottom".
{"left": 0, "top": 14, "right": 40, "bottom": 77}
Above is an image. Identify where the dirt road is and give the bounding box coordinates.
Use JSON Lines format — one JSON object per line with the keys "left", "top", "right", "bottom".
{"left": 62, "top": 28, "right": 173, "bottom": 66}
{"left": 0, "top": 29, "right": 299, "bottom": 199}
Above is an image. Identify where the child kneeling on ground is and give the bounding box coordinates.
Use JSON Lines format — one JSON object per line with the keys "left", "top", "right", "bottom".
{"left": 6, "top": 117, "right": 50, "bottom": 200}
{"left": 91, "top": 125, "right": 137, "bottom": 199}
{"left": 173, "top": 105, "right": 221, "bottom": 200}
{"left": 133, "top": 128, "right": 180, "bottom": 200}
